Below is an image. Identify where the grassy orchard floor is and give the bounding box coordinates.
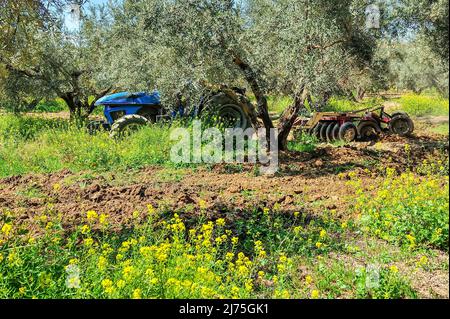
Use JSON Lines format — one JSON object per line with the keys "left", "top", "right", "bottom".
{"left": 0, "top": 93, "right": 449, "bottom": 299}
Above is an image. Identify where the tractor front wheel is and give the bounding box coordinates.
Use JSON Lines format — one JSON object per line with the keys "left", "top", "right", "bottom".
{"left": 110, "top": 115, "right": 150, "bottom": 138}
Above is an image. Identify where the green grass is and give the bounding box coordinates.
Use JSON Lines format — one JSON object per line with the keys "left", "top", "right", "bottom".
{"left": 0, "top": 114, "right": 173, "bottom": 178}
{"left": 323, "top": 96, "right": 383, "bottom": 112}
{"left": 0, "top": 115, "right": 69, "bottom": 141}
{"left": 394, "top": 93, "right": 449, "bottom": 117}
{"left": 288, "top": 133, "right": 318, "bottom": 153}
{"left": 429, "top": 123, "right": 449, "bottom": 135}
{"left": 267, "top": 96, "right": 294, "bottom": 114}
{"left": 350, "top": 167, "right": 449, "bottom": 251}
{"left": 34, "top": 99, "right": 68, "bottom": 113}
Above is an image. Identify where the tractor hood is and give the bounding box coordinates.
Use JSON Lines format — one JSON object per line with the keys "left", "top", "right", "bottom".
{"left": 95, "top": 91, "right": 161, "bottom": 106}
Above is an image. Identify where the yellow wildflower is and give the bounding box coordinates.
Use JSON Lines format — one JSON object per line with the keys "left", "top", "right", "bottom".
{"left": 404, "top": 143, "right": 410, "bottom": 153}
{"left": 389, "top": 265, "right": 398, "bottom": 273}
{"left": 406, "top": 234, "right": 416, "bottom": 248}
{"left": 311, "top": 289, "right": 320, "bottom": 299}
{"left": 86, "top": 210, "right": 98, "bottom": 221}
{"left": 147, "top": 204, "right": 155, "bottom": 214}
{"left": 132, "top": 289, "right": 142, "bottom": 299}
{"left": 199, "top": 199, "right": 207, "bottom": 210}
{"left": 99, "top": 213, "right": 109, "bottom": 226}
{"left": 116, "top": 279, "right": 126, "bottom": 289}
{"left": 231, "top": 286, "right": 240, "bottom": 298}
{"left": 279, "top": 254, "right": 288, "bottom": 263}
{"left": 225, "top": 252, "right": 234, "bottom": 261}
{"left": 97, "top": 256, "right": 108, "bottom": 271}
{"left": 81, "top": 225, "right": 90, "bottom": 234}
{"left": 123, "top": 265, "right": 134, "bottom": 281}
{"left": 1, "top": 223, "right": 12, "bottom": 236}
{"left": 319, "top": 229, "right": 327, "bottom": 238}
{"left": 69, "top": 258, "right": 79, "bottom": 265}
{"left": 84, "top": 237, "right": 94, "bottom": 247}
{"left": 149, "top": 278, "right": 158, "bottom": 285}
{"left": 216, "top": 218, "right": 226, "bottom": 227}
{"left": 244, "top": 280, "right": 253, "bottom": 292}
{"left": 418, "top": 256, "right": 428, "bottom": 267}
{"left": 101, "top": 279, "right": 114, "bottom": 294}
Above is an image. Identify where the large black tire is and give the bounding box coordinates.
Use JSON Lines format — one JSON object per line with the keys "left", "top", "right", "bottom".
{"left": 109, "top": 114, "right": 150, "bottom": 138}
{"left": 320, "top": 122, "right": 330, "bottom": 141}
{"left": 357, "top": 121, "right": 381, "bottom": 141}
{"left": 205, "top": 93, "right": 250, "bottom": 129}
{"left": 390, "top": 111, "right": 408, "bottom": 118}
{"left": 326, "top": 122, "right": 338, "bottom": 142}
{"left": 338, "top": 122, "right": 358, "bottom": 142}
{"left": 389, "top": 114, "right": 414, "bottom": 136}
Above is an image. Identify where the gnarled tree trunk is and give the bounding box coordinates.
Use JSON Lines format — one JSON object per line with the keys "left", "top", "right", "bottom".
{"left": 277, "top": 91, "right": 306, "bottom": 151}
{"left": 60, "top": 86, "right": 111, "bottom": 121}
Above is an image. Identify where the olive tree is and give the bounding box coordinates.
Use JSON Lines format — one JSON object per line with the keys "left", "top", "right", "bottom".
{"left": 392, "top": 0, "right": 449, "bottom": 64}
{"left": 107, "top": 0, "right": 376, "bottom": 149}
{"left": 381, "top": 38, "right": 449, "bottom": 96}
{"left": 0, "top": 0, "right": 112, "bottom": 118}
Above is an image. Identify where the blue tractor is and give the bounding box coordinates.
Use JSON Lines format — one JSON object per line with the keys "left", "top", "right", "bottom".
{"left": 91, "top": 87, "right": 255, "bottom": 137}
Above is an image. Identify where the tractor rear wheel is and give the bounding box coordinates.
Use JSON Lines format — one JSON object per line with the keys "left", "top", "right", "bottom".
{"left": 338, "top": 122, "right": 357, "bottom": 142}
{"left": 206, "top": 93, "right": 250, "bottom": 129}
{"left": 217, "top": 104, "right": 248, "bottom": 129}
{"left": 390, "top": 114, "right": 414, "bottom": 136}
{"left": 110, "top": 114, "right": 150, "bottom": 138}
